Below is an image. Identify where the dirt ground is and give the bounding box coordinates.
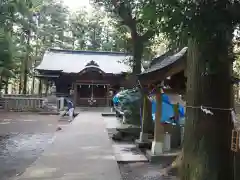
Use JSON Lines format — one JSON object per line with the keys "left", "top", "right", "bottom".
{"left": 0, "top": 111, "right": 69, "bottom": 180}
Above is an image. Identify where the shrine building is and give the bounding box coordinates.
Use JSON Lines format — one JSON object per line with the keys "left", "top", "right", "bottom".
{"left": 35, "top": 49, "right": 133, "bottom": 107}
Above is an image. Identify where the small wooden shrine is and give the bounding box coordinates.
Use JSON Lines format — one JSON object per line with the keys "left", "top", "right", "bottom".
{"left": 138, "top": 47, "right": 187, "bottom": 94}
{"left": 35, "top": 49, "right": 134, "bottom": 107}
{"left": 136, "top": 47, "right": 188, "bottom": 158}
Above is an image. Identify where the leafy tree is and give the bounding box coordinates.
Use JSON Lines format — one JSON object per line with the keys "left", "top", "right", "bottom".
{"left": 92, "top": 0, "right": 160, "bottom": 73}
{"left": 0, "top": 0, "right": 18, "bottom": 91}
{"left": 0, "top": 29, "right": 14, "bottom": 90}
{"left": 1, "top": 0, "right": 152, "bottom": 93}
{"left": 69, "top": 9, "right": 88, "bottom": 50}
{"left": 155, "top": 0, "right": 240, "bottom": 180}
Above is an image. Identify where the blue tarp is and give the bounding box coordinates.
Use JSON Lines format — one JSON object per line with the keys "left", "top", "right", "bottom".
{"left": 113, "top": 92, "right": 185, "bottom": 125}
{"left": 151, "top": 94, "right": 185, "bottom": 124}
{"left": 113, "top": 95, "right": 119, "bottom": 105}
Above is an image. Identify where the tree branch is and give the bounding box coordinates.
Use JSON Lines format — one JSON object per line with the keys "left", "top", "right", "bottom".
{"left": 111, "top": 0, "right": 137, "bottom": 36}
{"left": 141, "top": 29, "right": 156, "bottom": 42}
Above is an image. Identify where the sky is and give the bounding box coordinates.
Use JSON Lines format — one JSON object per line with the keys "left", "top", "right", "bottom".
{"left": 62, "top": 0, "right": 91, "bottom": 11}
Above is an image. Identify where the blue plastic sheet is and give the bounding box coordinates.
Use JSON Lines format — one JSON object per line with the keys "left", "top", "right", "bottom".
{"left": 151, "top": 94, "right": 185, "bottom": 125}
{"left": 113, "top": 92, "right": 185, "bottom": 125}
{"left": 113, "top": 95, "right": 119, "bottom": 105}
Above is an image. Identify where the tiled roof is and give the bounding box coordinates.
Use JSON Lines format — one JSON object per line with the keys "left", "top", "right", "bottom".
{"left": 36, "top": 49, "right": 131, "bottom": 74}
{"left": 140, "top": 47, "right": 188, "bottom": 75}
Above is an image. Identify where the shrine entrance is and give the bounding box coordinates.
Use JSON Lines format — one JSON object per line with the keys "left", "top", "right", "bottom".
{"left": 74, "top": 82, "right": 110, "bottom": 107}
{"left": 71, "top": 60, "right": 120, "bottom": 107}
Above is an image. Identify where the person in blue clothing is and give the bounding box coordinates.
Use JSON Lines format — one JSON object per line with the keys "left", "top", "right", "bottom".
{"left": 66, "top": 98, "right": 74, "bottom": 122}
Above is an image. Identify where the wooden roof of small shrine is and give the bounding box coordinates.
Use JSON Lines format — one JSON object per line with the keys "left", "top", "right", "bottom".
{"left": 36, "top": 49, "right": 131, "bottom": 74}
{"left": 138, "top": 47, "right": 188, "bottom": 84}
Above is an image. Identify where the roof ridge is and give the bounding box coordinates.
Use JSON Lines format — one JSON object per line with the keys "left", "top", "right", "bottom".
{"left": 48, "top": 48, "right": 131, "bottom": 56}
{"left": 150, "top": 49, "right": 174, "bottom": 66}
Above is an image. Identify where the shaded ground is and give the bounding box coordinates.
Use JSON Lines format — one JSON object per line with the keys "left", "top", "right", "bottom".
{"left": 119, "top": 162, "right": 178, "bottom": 180}
{"left": 0, "top": 111, "right": 68, "bottom": 180}
{"left": 103, "top": 116, "right": 179, "bottom": 180}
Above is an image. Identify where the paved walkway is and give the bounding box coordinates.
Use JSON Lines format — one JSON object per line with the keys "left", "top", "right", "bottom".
{"left": 13, "top": 112, "right": 122, "bottom": 180}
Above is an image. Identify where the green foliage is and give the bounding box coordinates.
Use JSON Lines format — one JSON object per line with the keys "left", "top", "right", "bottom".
{"left": 92, "top": 0, "right": 161, "bottom": 73}
{"left": 0, "top": 0, "right": 133, "bottom": 92}
{"left": 157, "top": 0, "right": 240, "bottom": 47}
{"left": 116, "top": 88, "right": 142, "bottom": 125}
{"left": 0, "top": 29, "right": 14, "bottom": 78}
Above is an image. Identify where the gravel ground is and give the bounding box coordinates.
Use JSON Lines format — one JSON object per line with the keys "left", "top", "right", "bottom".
{"left": 102, "top": 114, "right": 181, "bottom": 180}
{"left": 103, "top": 119, "right": 179, "bottom": 180}
{"left": 119, "top": 162, "right": 179, "bottom": 180}
{"left": 0, "top": 112, "right": 67, "bottom": 180}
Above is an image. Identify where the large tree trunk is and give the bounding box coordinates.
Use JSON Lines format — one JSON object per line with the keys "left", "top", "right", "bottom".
{"left": 181, "top": 37, "right": 234, "bottom": 180}
{"left": 31, "top": 76, "right": 35, "bottom": 94}
{"left": 23, "top": 31, "right": 30, "bottom": 94}
{"left": 132, "top": 38, "right": 143, "bottom": 74}
{"left": 31, "top": 45, "right": 38, "bottom": 94}
{"left": 0, "top": 76, "right": 2, "bottom": 91}
{"left": 4, "top": 78, "right": 8, "bottom": 94}
{"left": 38, "top": 79, "right": 42, "bottom": 96}
{"left": 19, "top": 76, "right": 22, "bottom": 94}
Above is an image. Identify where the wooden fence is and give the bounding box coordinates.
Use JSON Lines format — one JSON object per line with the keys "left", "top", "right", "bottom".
{"left": 2, "top": 94, "right": 44, "bottom": 98}
{"left": 1, "top": 96, "right": 44, "bottom": 112}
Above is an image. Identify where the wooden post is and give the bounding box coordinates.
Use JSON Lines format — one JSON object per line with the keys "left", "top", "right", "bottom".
{"left": 173, "top": 103, "right": 179, "bottom": 122}
{"left": 139, "top": 93, "right": 149, "bottom": 142}
{"left": 106, "top": 85, "right": 109, "bottom": 107}
{"left": 38, "top": 79, "right": 42, "bottom": 96}
{"left": 151, "top": 87, "right": 164, "bottom": 155}
{"left": 73, "top": 83, "right": 78, "bottom": 107}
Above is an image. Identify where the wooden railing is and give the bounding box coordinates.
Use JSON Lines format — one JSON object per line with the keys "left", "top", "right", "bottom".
{"left": 2, "top": 97, "right": 44, "bottom": 112}
{"left": 3, "top": 94, "right": 45, "bottom": 98}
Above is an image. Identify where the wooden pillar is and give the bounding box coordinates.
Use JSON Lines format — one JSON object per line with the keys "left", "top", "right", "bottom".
{"left": 171, "top": 103, "right": 182, "bottom": 148}
{"left": 106, "top": 85, "right": 110, "bottom": 107}
{"left": 73, "top": 83, "right": 78, "bottom": 107}
{"left": 38, "top": 79, "right": 42, "bottom": 96}
{"left": 151, "top": 87, "right": 164, "bottom": 155}
{"left": 173, "top": 103, "right": 179, "bottom": 122}
{"left": 139, "top": 93, "right": 149, "bottom": 142}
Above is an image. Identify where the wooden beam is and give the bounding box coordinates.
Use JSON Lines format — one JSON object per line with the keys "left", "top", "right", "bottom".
{"left": 151, "top": 88, "right": 165, "bottom": 155}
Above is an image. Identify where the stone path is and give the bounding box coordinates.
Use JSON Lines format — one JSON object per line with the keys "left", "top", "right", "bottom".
{"left": 13, "top": 112, "right": 122, "bottom": 180}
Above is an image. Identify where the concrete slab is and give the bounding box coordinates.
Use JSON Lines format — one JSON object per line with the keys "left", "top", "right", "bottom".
{"left": 112, "top": 142, "right": 148, "bottom": 163}
{"left": 14, "top": 112, "right": 122, "bottom": 180}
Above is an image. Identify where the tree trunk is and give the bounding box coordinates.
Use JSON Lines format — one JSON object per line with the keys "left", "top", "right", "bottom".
{"left": 19, "top": 76, "right": 22, "bottom": 94}
{"left": 0, "top": 76, "right": 2, "bottom": 91}
{"left": 181, "top": 38, "right": 234, "bottom": 180}
{"left": 132, "top": 38, "right": 143, "bottom": 74}
{"left": 38, "top": 79, "right": 42, "bottom": 96}
{"left": 32, "top": 76, "right": 36, "bottom": 94}
{"left": 4, "top": 78, "right": 8, "bottom": 94}
{"left": 31, "top": 44, "right": 39, "bottom": 94}
{"left": 23, "top": 31, "right": 30, "bottom": 94}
